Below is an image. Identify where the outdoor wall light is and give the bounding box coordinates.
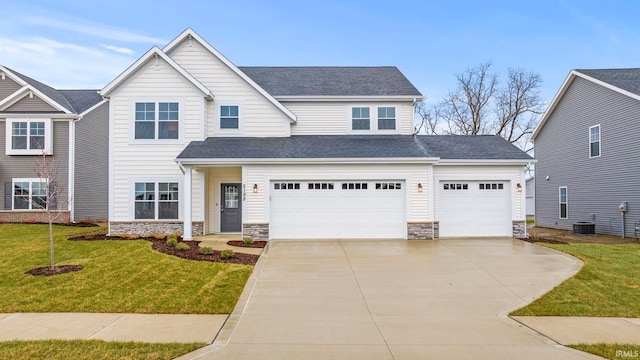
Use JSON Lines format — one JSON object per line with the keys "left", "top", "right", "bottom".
{"left": 417, "top": 183, "right": 423, "bottom": 192}
{"left": 516, "top": 183, "right": 522, "bottom": 192}
{"left": 253, "top": 184, "right": 258, "bottom": 193}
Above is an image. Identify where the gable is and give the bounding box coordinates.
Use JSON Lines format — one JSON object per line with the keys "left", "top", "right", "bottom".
{"left": 3, "top": 93, "right": 59, "bottom": 113}
{"left": 0, "top": 75, "right": 21, "bottom": 100}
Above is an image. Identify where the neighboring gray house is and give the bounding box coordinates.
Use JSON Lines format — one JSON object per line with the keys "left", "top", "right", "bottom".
{"left": 0, "top": 66, "right": 108, "bottom": 223}
{"left": 531, "top": 68, "right": 640, "bottom": 237}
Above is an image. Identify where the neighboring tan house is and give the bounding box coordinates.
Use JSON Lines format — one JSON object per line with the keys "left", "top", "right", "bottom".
{"left": 101, "top": 28, "right": 531, "bottom": 240}
{"left": 531, "top": 68, "right": 640, "bottom": 237}
{"left": 0, "top": 66, "right": 108, "bottom": 223}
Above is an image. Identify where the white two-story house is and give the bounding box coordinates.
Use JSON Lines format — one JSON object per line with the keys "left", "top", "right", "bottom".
{"left": 101, "top": 29, "right": 531, "bottom": 241}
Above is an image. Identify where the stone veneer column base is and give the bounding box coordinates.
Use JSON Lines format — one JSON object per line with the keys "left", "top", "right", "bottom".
{"left": 512, "top": 220, "right": 526, "bottom": 238}
{"left": 243, "top": 223, "right": 269, "bottom": 241}
{"left": 407, "top": 222, "right": 439, "bottom": 240}
{"left": 109, "top": 221, "right": 204, "bottom": 238}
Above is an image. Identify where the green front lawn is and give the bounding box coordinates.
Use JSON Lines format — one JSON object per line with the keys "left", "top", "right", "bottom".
{"left": 569, "top": 343, "right": 640, "bottom": 360}
{"left": 0, "top": 340, "right": 204, "bottom": 360}
{"left": 512, "top": 243, "right": 640, "bottom": 317}
{"left": 0, "top": 224, "right": 253, "bottom": 313}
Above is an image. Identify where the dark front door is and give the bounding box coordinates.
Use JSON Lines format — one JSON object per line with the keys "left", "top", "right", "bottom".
{"left": 220, "top": 183, "right": 241, "bottom": 232}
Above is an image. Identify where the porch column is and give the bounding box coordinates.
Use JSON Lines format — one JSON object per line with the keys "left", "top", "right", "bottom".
{"left": 183, "top": 165, "right": 193, "bottom": 240}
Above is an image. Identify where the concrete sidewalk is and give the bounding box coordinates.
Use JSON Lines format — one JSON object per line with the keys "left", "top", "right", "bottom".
{"left": 0, "top": 313, "right": 227, "bottom": 343}
{"left": 513, "top": 316, "right": 640, "bottom": 345}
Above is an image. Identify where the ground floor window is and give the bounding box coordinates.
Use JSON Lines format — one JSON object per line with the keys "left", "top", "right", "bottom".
{"left": 559, "top": 186, "right": 568, "bottom": 219}
{"left": 134, "top": 182, "right": 179, "bottom": 220}
{"left": 13, "top": 178, "right": 47, "bottom": 210}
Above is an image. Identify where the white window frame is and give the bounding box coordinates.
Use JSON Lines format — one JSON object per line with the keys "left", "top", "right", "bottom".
{"left": 131, "top": 179, "right": 182, "bottom": 220}
{"left": 559, "top": 186, "right": 568, "bottom": 219}
{"left": 130, "top": 100, "right": 183, "bottom": 144}
{"left": 348, "top": 105, "right": 399, "bottom": 133}
{"left": 12, "top": 178, "right": 48, "bottom": 210}
{"left": 5, "top": 118, "right": 53, "bottom": 155}
{"left": 377, "top": 106, "right": 396, "bottom": 130}
{"left": 215, "top": 102, "right": 244, "bottom": 133}
{"left": 589, "top": 124, "right": 601, "bottom": 158}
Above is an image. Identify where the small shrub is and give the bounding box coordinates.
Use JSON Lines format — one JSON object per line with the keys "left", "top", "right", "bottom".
{"left": 199, "top": 247, "right": 214, "bottom": 255}
{"left": 171, "top": 232, "right": 183, "bottom": 239}
{"left": 221, "top": 249, "right": 234, "bottom": 259}
{"left": 121, "top": 233, "right": 139, "bottom": 240}
{"left": 166, "top": 238, "right": 178, "bottom": 247}
{"left": 243, "top": 237, "right": 254, "bottom": 244}
{"left": 176, "top": 242, "right": 190, "bottom": 251}
{"left": 148, "top": 232, "right": 166, "bottom": 240}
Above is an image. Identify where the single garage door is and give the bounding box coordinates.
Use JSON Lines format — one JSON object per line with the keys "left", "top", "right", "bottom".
{"left": 438, "top": 181, "right": 512, "bottom": 237}
{"left": 270, "top": 180, "right": 406, "bottom": 239}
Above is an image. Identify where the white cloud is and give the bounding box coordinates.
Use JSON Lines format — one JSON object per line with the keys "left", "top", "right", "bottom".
{"left": 26, "top": 16, "right": 166, "bottom": 44}
{"left": 100, "top": 44, "right": 136, "bottom": 55}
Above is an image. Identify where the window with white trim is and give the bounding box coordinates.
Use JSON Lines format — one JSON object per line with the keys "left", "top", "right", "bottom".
{"left": 376, "top": 182, "right": 402, "bottom": 190}
{"left": 5, "top": 119, "right": 52, "bottom": 155}
{"left": 134, "top": 182, "right": 179, "bottom": 220}
{"left": 134, "top": 102, "right": 179, "bottom": 140}
{"left": 273, "top": 183, "right": 300, "bottom": 190}
{"left": 13, "top": 178, "right": 47, "bottom": 210}
{"left": 589, "top": 125, "right": 600, "bottom": 158}
{"left": 352, "top": 107, "right": 370, "bottom": 130}
{"left": 377, "top": 107, "right": 396, "bottom": 130}
{"left": 220, "top": 105, "right": 240, "bottom": 129}
{"left": 559, "top": 186, "right": 568, "bottom": 219}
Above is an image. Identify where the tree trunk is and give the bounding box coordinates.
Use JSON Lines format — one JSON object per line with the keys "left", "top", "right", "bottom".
{"left": 49, "top": 219, "right": 55, "bottom": 270}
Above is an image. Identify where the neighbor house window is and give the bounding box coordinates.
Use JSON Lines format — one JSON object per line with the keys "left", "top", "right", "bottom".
{"left": 5, "top": 119, "right": 52, "bottom": 155}
{"left": 220, "top": 105, "right": 239, "bottom": 129}
{"left": 13, "top": 178, "right": 47, "bottom": 210}
{"left": 559, "top": 186, "right": 568, "bottom": 219}
{"left": 134, "top": 102, "right": 179, "bottom": 140}
{"left": 589, "top": 124, "right": 600, "bottom": 158}
{"left": 378, "top": 107, "right": 396, "bottom": 130}
{"left": 352, "top": 107, "right": 370, "bottom": 130}
{"left": 134, "top": 182, "right": 179, "bottom": 220}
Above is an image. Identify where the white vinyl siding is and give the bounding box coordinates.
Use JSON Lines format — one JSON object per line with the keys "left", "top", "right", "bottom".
{"left": 109, "top": 58, "right": 204, "bottom": 222}
{"left": 589, "top": 124, "right": 600, "bottom": 158}
{"left": 287, "top": 102, "right": 415, "bottom": 135}
{"left": 166, "top": 39, "right": 291, "bottom": 137}
{"left": 243, "top": 164, "right": 430, "bottom": 226}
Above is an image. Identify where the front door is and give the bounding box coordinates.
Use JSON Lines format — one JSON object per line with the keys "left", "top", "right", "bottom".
{"left": 220, "top": 183, "right": 241, "bottom": 232}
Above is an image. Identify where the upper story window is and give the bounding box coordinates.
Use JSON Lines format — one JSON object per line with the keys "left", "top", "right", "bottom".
{"left": 134, "top": 102, "right": 179, "bottom": 140}
{"left": 5, "top": 118, "right": 52, "bottom": 155}
{"left": 589, "top": 124, "right": 600, "bottom": 158}
{"left": 352, "top": 107, "right": 370, "bottom": 130}
{"left": 378, "top": 107, "right": 396, "bottom": 130}
{"left": 13, "top": 178, "right": 47, "bottom": 210}
{"left": 220, "top": 105, "right": 239, "bottom": 129}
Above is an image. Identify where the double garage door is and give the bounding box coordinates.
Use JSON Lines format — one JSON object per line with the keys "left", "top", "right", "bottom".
{"left": 438, "top": 180, "right": 512, "bottom": 237}
{"left": 270, "top": 180, "right": 406, "bottom": 239}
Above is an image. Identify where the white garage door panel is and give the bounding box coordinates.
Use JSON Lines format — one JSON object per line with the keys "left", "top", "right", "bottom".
{"left": 270, "top": 181, "right": 406, "bottom": 239}
{"left": 438, "top": 181, "right": 511, "bottom": 237}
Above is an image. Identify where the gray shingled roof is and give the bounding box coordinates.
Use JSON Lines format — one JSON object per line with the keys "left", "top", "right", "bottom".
{"left": 576, "top": 68, "right": 640, "bottom": 96}
{"left": 4, "top": 67, "right": 102, "bottom": 114}
{"left": 177, "top": 135, "right": 532, "bottom": 161}
{"left": 239, "top": 67, "right": 422, "bottom": 97}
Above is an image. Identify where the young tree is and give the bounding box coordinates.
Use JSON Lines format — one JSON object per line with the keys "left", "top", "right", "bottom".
{"left": 31, "top": 150, "right": 66, "bottom": 271}
{"left": 416, "top": 62, "right": 544, "bottom": 152}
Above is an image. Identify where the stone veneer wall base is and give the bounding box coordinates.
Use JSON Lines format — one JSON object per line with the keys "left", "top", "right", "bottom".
{"left": 407, "top": 222, "right": 439, "bottom": 240}
{"left": 109, "top": 221, "right": 204, "bottom": 238}
{"left": 0, "top": 211, "right": 70, "bottom": 224}
{"left": 512, "top": 220, "right": 526, "bottom": 238}
{"left": 243, "top": 223, "right": 269, "bottom": 241}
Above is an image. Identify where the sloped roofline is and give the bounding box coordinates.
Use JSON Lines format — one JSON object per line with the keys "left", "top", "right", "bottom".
{"left": 0, "top": 66, "right": 73, "bottom": 114}
{"left": 100, "top": 46, "right": 213, "bottom": 99}
{"left": 162, "top": 28, "right": 297, "bottom": 122}
{"left": 531, "top": 69, "right": 640, "bottom": 140}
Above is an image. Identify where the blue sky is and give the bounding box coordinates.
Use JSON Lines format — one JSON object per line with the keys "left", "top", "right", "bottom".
{"left": 2, "top": 0, "right": 640, "bottom": 104}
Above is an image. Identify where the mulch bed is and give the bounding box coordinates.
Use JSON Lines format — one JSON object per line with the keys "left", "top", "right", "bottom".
{"left": 521, "top": 237, "right": 568, "bottom": 245}
{"left": 227, "top": 240, "right": 267, "bottom": 248}
{"left": 25, "top": 265, "right": 83, "bottom": 276}
{"left": 67, "top": 233, "right": 259, "bottom": 265}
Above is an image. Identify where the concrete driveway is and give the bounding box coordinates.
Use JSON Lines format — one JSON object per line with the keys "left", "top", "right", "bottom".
{"left": 181, "top": 239, "right": 599, "bottom": 360}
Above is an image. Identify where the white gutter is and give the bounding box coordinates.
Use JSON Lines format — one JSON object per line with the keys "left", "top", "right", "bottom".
{"left": 175, "top": 157, "right": 441, "bottom": 166}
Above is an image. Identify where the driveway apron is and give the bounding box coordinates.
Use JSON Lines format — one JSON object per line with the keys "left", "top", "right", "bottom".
{"left": 181, "top": 239, "right": 599, "bottom": 360}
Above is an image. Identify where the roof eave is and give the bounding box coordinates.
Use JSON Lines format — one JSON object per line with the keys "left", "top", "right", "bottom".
{"left": 275, "top": 95, "right": 424, "bottom": 102}
{"left": 436, "top": 159, "right": 535, "bottom": 166}
{"left": 0, "top": 84, "right": 73, "bottom": 114}
{"left": 176, "top": 157, "right": 440, "bottom": 165}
